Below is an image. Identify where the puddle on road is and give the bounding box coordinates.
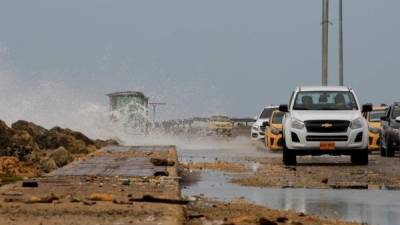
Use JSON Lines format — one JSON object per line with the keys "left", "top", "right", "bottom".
{"left": 181, "top": 171, "right": 400, "bottom": 225}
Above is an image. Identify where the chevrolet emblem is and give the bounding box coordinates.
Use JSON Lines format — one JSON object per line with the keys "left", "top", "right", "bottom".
{"left": 321, "top": 123, "right": 333, "bottom": 128}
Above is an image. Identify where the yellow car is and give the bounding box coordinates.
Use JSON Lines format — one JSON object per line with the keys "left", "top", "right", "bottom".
{"left": 265, "top": 111, "right": 284, "bottom": 151}
{"left": 208, "top": 116, "right": 233, "bottom": 136}
{"left": 364, "top": 106, "right": 388, "bottom": 151}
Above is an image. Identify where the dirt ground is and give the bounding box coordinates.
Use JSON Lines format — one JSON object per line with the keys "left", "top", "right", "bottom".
{"left": 0, "top": 145, "right": 184, "bottom": 225}
{"left": 229, "top": 154, "right": 400, "bottom": 189}
{"left": 184, "top": 197, "right": 359, "bottom": 225}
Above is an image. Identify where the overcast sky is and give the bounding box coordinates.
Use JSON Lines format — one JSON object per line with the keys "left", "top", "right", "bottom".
{"left": 0, "top": 0, "right": 399, "bottom": 123}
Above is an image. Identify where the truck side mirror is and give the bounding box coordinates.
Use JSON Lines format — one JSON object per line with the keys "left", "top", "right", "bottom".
{"left": 279, "top": 104, "right": 289, "bottom": 113}
{"left": 362, "top": 104, "right": 373, "bottom": 113}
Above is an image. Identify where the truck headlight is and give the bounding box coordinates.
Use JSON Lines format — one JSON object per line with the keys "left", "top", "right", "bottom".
{"left": 291, "top": 118, "right": 305, "bottom": 130}
{"left": 350, "top": 118, "right": 363, "bottom": 130}
{"left": 271, "top": 127, "right": 282, "bottom": 135}
{"left": 369, "top": 126, "right": 380, "bottom": 134}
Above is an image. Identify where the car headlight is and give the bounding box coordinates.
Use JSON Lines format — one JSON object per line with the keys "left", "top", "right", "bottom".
{"left": 271, "top": 127, "right": 282, "bottom": 135}
{"left": 291, "top": 118, "right": 305, "bottom": 130}
{"left": 350, "top": 118, "right": 363, "bottom": 129}
{"left": 369, "top": 126, "right": 380, "bottom": 134}
{"left": 253, "top": 126, "right": 259, "bottom": 131}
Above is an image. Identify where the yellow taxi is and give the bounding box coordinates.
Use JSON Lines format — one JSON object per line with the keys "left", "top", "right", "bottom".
{"left": 265, "top": 110, "right": 284, "bottom": 151}
{"left": 207, "top": 115, "right": 233, "bottom": 136}
{"left": 364, "top": 105, "right": 388, "bottom": 151}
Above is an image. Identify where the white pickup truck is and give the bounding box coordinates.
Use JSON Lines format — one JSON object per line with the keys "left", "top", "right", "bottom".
{"left": 279, "top": 86, "right": 372, "bottom": 165}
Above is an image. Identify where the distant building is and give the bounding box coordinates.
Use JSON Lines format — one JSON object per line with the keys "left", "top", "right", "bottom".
{"left": 106, "top": 91, "right": 149, "bottom": 130}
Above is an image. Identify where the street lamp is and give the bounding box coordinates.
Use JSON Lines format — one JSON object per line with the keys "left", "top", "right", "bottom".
{"left": 339, "top": 0, "right": 344, "bottom": 86}
{"left": 322, "top": 0, "right": 329, "bottom": 86}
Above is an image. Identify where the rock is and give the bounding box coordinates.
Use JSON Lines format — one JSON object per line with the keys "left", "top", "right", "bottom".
{"left": 1, "top": 130, "right": 39, "bottom": 161}
{"left": 150, "top": 158, "right": 175, "bottom": 166}
{"left": 82, "top": 199, "right": 96, "bottom": 206}
{"left": 22, "top": 180, "right": 39, "bottom": 188}
{"left": 39, "top": 158, "right": 57, "bottom": 173}
{"left": 89, "top": 193, "right": 113, "bottom": 201}
{"left": 0, "top": 157, "right": 22, "bottom": 176}
{"left": 49, "top": 147, "right": 73, "bottom": 167}
{"left": 112, "top": 199, "right": 132, "bottom": 205}
{"left": 25, "top": 193, "right": 59, "bottom": 203}
{"left": 0, "top": 120, "right": 13, "bottom": 149}
{"left": 276, "top": 217, "right": 288, "bottom": 223}
{"left": 153, "top": 171, "right": 169, "bottom": 177}
{"left": 2, "top": 191, "right": 23, "bottom": 196}
{"left": 259, "top": 217, "right": 278, "bottom": 225}
{"left": 94, "top": 139, "right": 119, "bottom": 148}
{"left": 69, "top": 196, "right": 81, "bottom": 203}
{"left": 119, "top": 179, "right": 130, "bottom": 186}
{"left": 11, "top": 120, "right": 47, "bottom": 140}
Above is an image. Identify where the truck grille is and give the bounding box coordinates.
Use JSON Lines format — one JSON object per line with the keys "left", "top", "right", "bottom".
{"left": 305, "top": 120, "right": 350, "bottom": 133}
{"left": 306, "top": 135, "right": 348, "bottom": 142}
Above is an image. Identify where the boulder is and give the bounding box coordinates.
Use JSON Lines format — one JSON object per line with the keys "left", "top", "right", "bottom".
{"left": 1, "top": 130, "right": 38, "bottom": 161}
{"left": 0, "top": 120, "right": 13, "bottom": 149}
{"left": 39, "top": 158, "right": 57, "bottom": 173}
{"left": 49, "top": 147, "right": 73, "bottom": 167}
{"left": 0, "top": 157, "right": 22, "bottom": 176}
{"left": 11, "top": 120, "right": 47, "bottom": 140}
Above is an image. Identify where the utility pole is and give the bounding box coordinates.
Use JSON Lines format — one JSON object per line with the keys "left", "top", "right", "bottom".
{"left": 339, "top": 0, "right": 344, "bottom": 86}
{"left": 149, "top": 102, "right": 166, "bottom": 124}
{"left": 322, "top": 0, "right": 329, "bottom": 86}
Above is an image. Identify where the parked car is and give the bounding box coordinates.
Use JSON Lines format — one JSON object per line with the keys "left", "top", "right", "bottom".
{"left": 380, "top": 102, "right": 400, "bottom": 157}
{"left": 208, "top": 115, "right": 233, "bottom": 136}
{"left": 265, "top": 110, "right": 284, "bottom": 151}
{"left": 279, "top": 86, "right": 372, "bottom": 165}
{"left": 251, "top": 106, "right": 278, "bottom": 141}
{"left": 362, "top": 105, "right": 388, "bottom": 151}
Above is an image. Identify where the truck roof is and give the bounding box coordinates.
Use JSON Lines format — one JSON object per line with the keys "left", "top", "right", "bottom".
{"left": 297, "top": 86, "right": 351, "bottom": 92}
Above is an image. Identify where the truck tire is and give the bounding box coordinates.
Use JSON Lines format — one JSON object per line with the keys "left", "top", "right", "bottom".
{"left": 351, "top": 149, "right": 369, "bottom": 165}
{"left": 386, "top": 135, "right": 395, "bottom": 157}
{"left": 283, "top": 142, "right": 296, "bottom": 166}
{"left": 380, "top": 144, "right": 387, "bottom": 157}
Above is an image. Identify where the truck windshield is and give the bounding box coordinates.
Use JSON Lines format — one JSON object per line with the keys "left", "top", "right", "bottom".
{"left": 370, "top": 110, "right": 387, "bottom": 122}
{"left": 391, "top": 106, "right": 400, "bottom": 119}
{"left": 271, "top": 112, "right": 284, "bottom": 124}
{"left": 293, "top": 91, "right": 358, "bottom": 110}
{"left": 260, "top": 108, "right": 277, "bottom": 119}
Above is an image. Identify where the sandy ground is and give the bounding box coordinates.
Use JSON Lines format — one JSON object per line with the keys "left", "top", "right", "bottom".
{"left": 184, "top": 197, "right": 360, "bottom": 225}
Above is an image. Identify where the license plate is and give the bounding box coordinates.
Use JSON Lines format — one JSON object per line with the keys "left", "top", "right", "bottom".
{"left": 320, "top": 142, "right": 335, "bottom": 150}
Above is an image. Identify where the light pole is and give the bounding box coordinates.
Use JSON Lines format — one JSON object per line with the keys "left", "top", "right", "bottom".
{"left": 322, "top": 0, "right": 329, "bottom": 86}
{"left": 339, "top": 0, "right": 344, "bottom": 86}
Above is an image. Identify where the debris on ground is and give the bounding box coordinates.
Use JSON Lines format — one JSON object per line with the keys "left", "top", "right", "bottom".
{"left": 182, "top": 161, "right": 248, "bottom": 172}
{"left": 184, "top": 197, "right": 360, "bottom": 225}
{"left": 229, "top": 156, "right": 400, "bottom": 189}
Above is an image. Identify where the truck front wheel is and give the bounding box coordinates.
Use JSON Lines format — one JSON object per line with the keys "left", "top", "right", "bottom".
{"left": 351, "top": 149, "right": 369, "bottom": 165}
{"left": 283, "top": 142, "right": 296, "bottom": 166}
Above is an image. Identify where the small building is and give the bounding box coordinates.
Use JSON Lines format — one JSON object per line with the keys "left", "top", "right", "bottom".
{"left": 106, "top": 91, "right": 149, "bottom": 129}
